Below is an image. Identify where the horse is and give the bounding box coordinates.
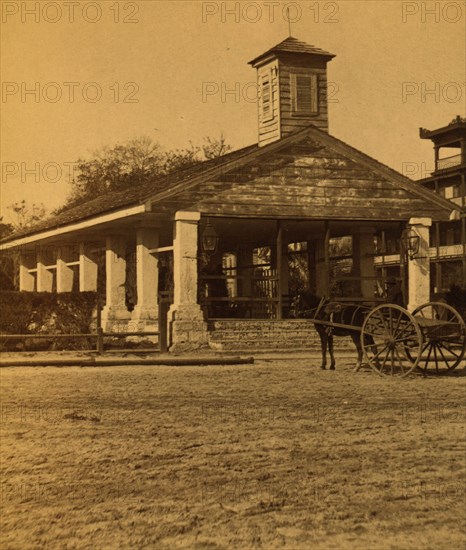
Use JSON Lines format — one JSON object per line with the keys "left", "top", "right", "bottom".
{"left": 293, "top": 291, "right": 373, "bottom": 371}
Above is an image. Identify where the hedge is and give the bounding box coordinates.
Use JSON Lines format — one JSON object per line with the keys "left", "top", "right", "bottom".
{"left": 0, "top": 291, "right": 98, "bottom": 351}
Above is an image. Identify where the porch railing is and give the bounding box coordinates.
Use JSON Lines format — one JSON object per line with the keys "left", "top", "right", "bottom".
{"left": 437, "top": 154, "right": 462, "bottom": 171}
{"left": 200, "top": 267, "right": 281, "bottom": 319}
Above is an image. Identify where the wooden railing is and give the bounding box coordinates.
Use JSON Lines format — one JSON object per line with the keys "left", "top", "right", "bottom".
{"left": 199, "top": 268, "right": 281, "bottom": 319}
{"left": 0, "top": 298, "right": 170, "bottom": 354}
{"left": 437, "top": 154, "right": 462, "bottom": 170}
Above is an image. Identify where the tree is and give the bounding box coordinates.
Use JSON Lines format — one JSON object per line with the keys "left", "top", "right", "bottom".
{"left": 60, "top": 134, "right": 232, "bottom": 211}
{"left": 8, "top": 201, "right": 47, "bottom": 231}
{"left": 202, "top": 132, "right": 231, "bottom": 159}
{"left": 0, "top": 218, "right": 13, "bottom": 240}
{"left": 1, "top": 203, "right": 48, "bottom": 290}
{"left": 0, "top": 217, "right": 15, "bottom": 289}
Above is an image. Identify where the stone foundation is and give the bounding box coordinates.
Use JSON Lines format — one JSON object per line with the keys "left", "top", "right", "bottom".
{"left": 207, "top": 319, "right": 355, "bottom": 352}
{"left": 94, "top": 317, "right": 357, "bottom": 353}
{"left": 168, "top": 305, "right": 209, "bottom": 352}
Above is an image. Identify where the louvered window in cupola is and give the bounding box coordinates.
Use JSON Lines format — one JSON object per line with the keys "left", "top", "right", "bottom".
{"left": 261, "top": 72, "right": 274, "bottom": 122}
{"left": 291, "top": 73, "right": 318, "bottom": 115}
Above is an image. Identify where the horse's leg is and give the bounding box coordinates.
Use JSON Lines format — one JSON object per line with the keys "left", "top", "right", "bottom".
{"left": 368, "top": 335, "right": 380, "bottom": 368}
{"left": 351, "top": 333, "right": 363, "bottom": 371}
{"left": 328, "top": 334, "right": 335, "bottom": 370}
{"left": 318, "top": 328, "right": 327, "bottom": 370}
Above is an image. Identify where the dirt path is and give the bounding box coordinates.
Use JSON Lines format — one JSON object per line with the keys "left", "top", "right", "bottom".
{"left": 1, "top": 356, "right": 465, "bottom": 549}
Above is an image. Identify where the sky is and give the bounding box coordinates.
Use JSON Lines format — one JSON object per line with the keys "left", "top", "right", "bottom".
{"left": 1, "top": 0, "right": 465, "bottom": 224}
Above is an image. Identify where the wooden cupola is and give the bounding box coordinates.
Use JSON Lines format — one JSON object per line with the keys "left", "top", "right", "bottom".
{"left": 249, "top": 37, "right": 335, "bottom": 147}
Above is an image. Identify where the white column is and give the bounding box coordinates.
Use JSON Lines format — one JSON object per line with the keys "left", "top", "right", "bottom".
{"left": 168, "top": 211, "right": 208, "bottom": 351}
{"left": 19, "top": 255, "right": 35, "bottom": 291}
{"left": 102, "top": 235, "right": 130, "bottom": 329}
{"left": 353, "top": 227, "right": 376, "bottom": 299}
{"left": 57, "top": 246, "right": 74, "bottom": 293}
{"left": 36, "top": 248, "right": 54, "bottom": 292}
{"left": 407, "top": 217, "right": 431, "bottom": 312}
{"left": 79, "top": 242, "right": 98, "bottom": 292}
{"left": 132, "top": 227, "right": 159, "bottom": 324}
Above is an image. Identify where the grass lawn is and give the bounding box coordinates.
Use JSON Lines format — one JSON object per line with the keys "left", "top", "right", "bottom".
{"left": 1, "top": 356, "right": 465, "bottom": 549}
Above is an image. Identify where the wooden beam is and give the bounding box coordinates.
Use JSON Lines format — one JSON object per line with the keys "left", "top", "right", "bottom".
{"left": 149, "top": 245, "right": 174, "bottom": 254}
{"left": 1, "top": 204, "right": 148, "bottom": 250}
{"left": 276, "top": 221, "right": 282, "bottom": 319}
{"left": 462, "top": 216, "right": 466, "bottom": 288}
{"left": 324, "top": 221, "right": 330, "bottom": 296}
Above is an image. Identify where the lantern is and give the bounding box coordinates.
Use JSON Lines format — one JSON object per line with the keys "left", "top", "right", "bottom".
{"left": 201, "top": 221, "right": 219, "bottom": 255}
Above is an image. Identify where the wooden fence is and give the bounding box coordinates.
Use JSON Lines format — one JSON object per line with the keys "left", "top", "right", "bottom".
{"left": 0, "top": 298, "right": 170, "bottom": 354}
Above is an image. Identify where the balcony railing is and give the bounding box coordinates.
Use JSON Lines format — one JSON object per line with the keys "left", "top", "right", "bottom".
{"left": 436, "top": 153, "right": 462, "bottom": 171}
{"left": 375, "top": 244, "right": 465, "bottom": 265}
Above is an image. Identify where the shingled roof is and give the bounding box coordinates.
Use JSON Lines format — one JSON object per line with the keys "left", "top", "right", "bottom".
{"left": 248, "top": 36, "right": 335, "bottom": 66}
{"left": 2, "top": 124, "right": 460, "bottom": 245}
{"left": 3, "top": 143, "right": 258, "bottom": 241}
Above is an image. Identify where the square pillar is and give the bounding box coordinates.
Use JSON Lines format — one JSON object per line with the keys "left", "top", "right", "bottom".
{"left": 19, "top": 254, "right": 35, "bottom": 291}
{"left": 306, "top": 240, "right": 316, "bottom": 294}
{"left": 353, "top": 227, "right": 376, "bottom": 299}
{"left": 168, "top": 211, "right": 208, "bottom": 351}
{"left": 36, "top": 248, "right": 54, "bottom": 292}
{"left": 57, "top": 246, "right": 74, "bottom": 293}
{"left": 280, "top": 245, "right": 289, "bottom": 316}
{"left": 407, "top": 218, "right": 431, "bottom": 312}
{"left": 79, "top": 242, "right": 98, "bottom": 292}
{"left": 314, "top": 238, "right": 329, "bottom": 297}
{"left": 132, "top": 227, "right": 159, "bottom": 325}
{"left": 237, "top": 247, "right": 253, "bottom": 297}
{"left": 101, "top": 235, "right": 130, "bottom": 330}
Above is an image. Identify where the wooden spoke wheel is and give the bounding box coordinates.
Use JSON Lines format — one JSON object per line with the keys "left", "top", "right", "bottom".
{"left": 411, "top": 302, "right": 466, "bottom": 374}
{"left": 361, "top": 304, "right": 422, "bottom": 377}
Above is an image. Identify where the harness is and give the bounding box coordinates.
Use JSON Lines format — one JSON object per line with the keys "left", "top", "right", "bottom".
{"left": 323, "top": 302, "right": 342, "bottom": 336}
{"left": 300, "top": 295, "right": 369, "bottom": 335}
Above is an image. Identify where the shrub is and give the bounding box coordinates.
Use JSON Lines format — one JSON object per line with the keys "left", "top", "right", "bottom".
{"left": 0, "top": 291, "right": 98, "bottom": 351}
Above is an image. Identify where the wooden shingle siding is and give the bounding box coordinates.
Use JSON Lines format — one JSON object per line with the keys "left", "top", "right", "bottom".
{"left": 279, "top": 64, "right": 329, "bottom": 133}
{"left": 162, "top": 136, "right": 452, "bottom": 221}
{"left": 144, "top": 125, "right": 454, "bottom": 223}
{"left": 257, "top": 60, "right": 281, "bottom": 146}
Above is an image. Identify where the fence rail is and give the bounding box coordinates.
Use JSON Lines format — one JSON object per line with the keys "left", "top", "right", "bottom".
{"left": 0, "top": 300, "right": 169, "bottom": 354}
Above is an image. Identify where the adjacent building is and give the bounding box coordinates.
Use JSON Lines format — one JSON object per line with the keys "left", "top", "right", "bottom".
{"left": 376, "top": 116, "right": 466, "bottom": 292}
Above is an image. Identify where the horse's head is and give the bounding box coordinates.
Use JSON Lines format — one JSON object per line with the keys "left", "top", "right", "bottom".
{"left": 290, "top": 291, "right": 323, "bottom": 318}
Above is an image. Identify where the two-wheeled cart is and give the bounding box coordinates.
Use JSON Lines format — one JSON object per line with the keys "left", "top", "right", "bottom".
{"left": 361, "top": 302, "right": 465, "bottom": 377}
{"left": 308, "top": 300, "right": 465, "bottom": 377}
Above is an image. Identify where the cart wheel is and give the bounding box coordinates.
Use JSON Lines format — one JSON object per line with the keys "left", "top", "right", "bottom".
{"left": 411, "top": 302, "right": 466, "bottom": 374}
{"left": 361, "top": 304, "right": 422, "bottom": 377}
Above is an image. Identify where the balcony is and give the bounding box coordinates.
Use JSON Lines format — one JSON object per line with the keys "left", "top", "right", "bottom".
{"left": 375, "top": 244, "right": 465, "bottom": 266}
{"left": 436, "top": 153, "right": 462, "bottom": 171}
